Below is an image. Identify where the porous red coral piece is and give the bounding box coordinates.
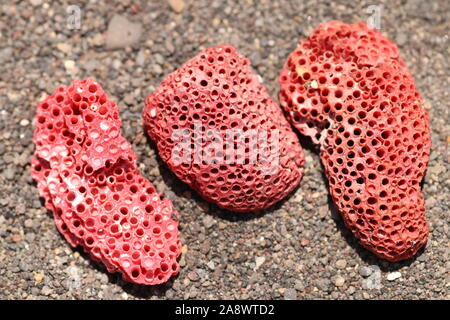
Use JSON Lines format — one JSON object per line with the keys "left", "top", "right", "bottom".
{"left": 143, "top": 45, "right": 304, "bottom": 212}
{"left": 279, "top": 21, "right": 431, "bottom": 261}
{"left": 31, "top": 79, "right": 181, "bottom": 284}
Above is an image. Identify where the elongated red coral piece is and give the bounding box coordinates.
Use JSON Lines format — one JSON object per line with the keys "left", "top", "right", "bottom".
{"left": 143, "top": 45, "right": 304, "bottom": 212}
{"left": 279, "top": 21, "right": 431, "bottom": 261}
{"left": 31, "top": 79, "right": 181, "bottom": 284}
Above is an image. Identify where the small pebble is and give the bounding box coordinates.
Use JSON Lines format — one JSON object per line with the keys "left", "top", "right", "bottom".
{"left": 284, "top": 288, "right": 297, "bottom": 300}
{"left": 11, "top": 233, "right": 22, "bottom": 242}
{"left": 254, "top": 256, "right": 265, "bottom": 270}
{"left": 387, "top": 272, "right": 402, "bottom": 281}
{"left": 30, "top": 0, "right": 42, "bottom": 6}
{"left": 41, "top": 286, "right": 52, "bottom": 296}
{"left": 3, "top": 167, "right": 15, "bottom": 180}
{"left": 359, "top": 266, "right": 373, "bottom": 277}
{"left": 335, "top": 259, "right": 347, "bottom": 269}
{"left": 187, "top": 271, "right": 199, "bottom": 282}
{"left": 56, "top": 43, "right": 71, "bottom": 54}
{"left": 202, "top": 215, "right": 215, "bottom": 229}
{"left": 136, "top": 50, "right": 146, "bottom": 66}
{"left": 206, "top": 261, "right": 215, "bottom": 270}
{"left": 64, "top": 60, "right": 77, "bottom": 73}
{"left": 294, "top": 279, "right": 305, "bottom": 291}
{"left": 168, "top": 0, "right": 185, "bottom": 13}
{"left": 300, "top": 238, "right": 310, "bottom": 246}
{"left": 24, "top": 219, "right": 33, "bottom": 228}
{"left": 34, "top": 273, "right": 45, "bottom": 285}
{"left": 334, "top": 276, "right": 345, "bottom": 287}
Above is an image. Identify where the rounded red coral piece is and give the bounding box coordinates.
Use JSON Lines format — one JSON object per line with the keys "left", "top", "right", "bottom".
{"left": 279, "top": 21, "right": 431, "bottom": 261}
{"left": 143, "top": 45, "right": 304, "bottom": 212}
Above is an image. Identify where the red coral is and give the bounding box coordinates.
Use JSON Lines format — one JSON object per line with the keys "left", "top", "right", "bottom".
{"left": 279, "top": 21, "right": 431, "bottom": 261}
{"left": 143, "top": 45, "right": 304, "bottom": 212}
{"left": 31, "top": 79, "right": 181, "bottom": 284}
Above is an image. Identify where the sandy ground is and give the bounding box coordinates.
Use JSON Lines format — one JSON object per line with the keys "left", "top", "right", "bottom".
{"left": 0, "top": 0, "right": 448, "bottom": 299}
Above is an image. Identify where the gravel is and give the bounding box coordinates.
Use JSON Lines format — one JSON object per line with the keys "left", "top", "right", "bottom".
{"left": 0, "top": 0, "right": 448, "bottom": 300}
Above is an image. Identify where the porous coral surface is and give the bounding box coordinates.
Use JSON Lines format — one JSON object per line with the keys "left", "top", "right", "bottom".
{"left": 31, "top": 79, "right": 181, "bottom": 284}
{"left": 144, "top": 45, "right": 304, "bottom": 212}
{"left": 279, "top": 21, "right": 431, "bottom": 261}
